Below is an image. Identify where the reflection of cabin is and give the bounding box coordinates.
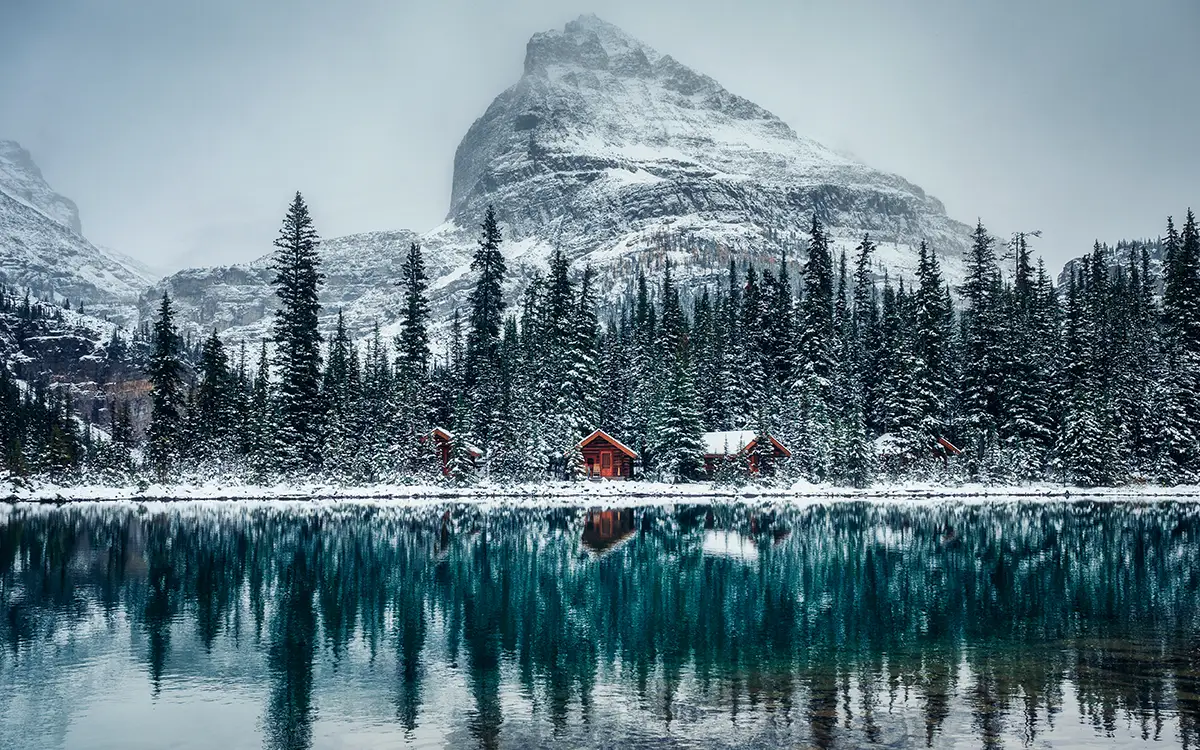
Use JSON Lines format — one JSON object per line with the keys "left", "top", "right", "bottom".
{"left": 702, "top": 430, "right": 791, "bottom": 475}
{"left": 581, "top": 509, "right": 635, "bottom": 555}
{"left": 425, "top": 427, "right": 483, "bottom": 476}
{"left": 576, "top": 430, "right": 639, "bottom": 479}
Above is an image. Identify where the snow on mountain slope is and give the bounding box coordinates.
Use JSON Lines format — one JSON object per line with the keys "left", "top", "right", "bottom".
{"left": 0, "top": 141, "right": 83, "bottom": 235}
{"left": 157, "top": 14, "right": 972, "bottom": 344}
{"left": 0, "top": 141, "right": 154, "bottom": 323}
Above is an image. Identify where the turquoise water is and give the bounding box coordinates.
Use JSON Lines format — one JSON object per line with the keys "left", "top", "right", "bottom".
{"left": 1, "top": 500, "right": 1198, "bottom": 748}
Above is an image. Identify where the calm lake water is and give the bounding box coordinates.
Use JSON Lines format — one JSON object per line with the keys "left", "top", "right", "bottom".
{"left": 1, "top": 500, "right": 1199, "bottom": 749}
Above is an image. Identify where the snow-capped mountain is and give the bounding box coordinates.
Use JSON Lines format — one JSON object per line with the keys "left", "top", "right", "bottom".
{"left": 154, "top": 14, "right": 972, "bottom": 343}
{"left": 0, "top": 140, "right": 155, "bottom": 323}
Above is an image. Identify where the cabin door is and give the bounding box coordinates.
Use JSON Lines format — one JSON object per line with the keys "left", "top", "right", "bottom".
{"left": 600, "top": 451, "right": 613, "bottom": 478}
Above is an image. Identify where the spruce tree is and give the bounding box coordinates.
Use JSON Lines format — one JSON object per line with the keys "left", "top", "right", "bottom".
{"left": 794, "top": 215, "right": 837, "bottom": 479}
{"left": 248, "top": 341, "right": 276, "bottom": 481}
{"left": 464, "top": 206, "right": 507, "bottom": 451}
{"left": 1056, "top": 268, "right": 1108, "bottom": 486}
{"left": 959, "top": 221, "right": 1005, "bottom": 475}
{"left": 192, "top": 329, "right": 234, "bottom": 465}
{"left": 146, "top": 293, "right": 186, "bottom": 481}
{"left": 270, "top": 192, "right": 325, "bottom": 474}
{"left": 322, "top": 312, "right": 356, "bottom": 479}
{"left": 395, "top": 242, "right": 433, "bottom": 471}
{"left": 913, "top": 242, "right": 952, "bottom": 443}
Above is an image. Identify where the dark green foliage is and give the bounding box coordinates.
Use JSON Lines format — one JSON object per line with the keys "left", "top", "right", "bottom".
{"left": 147, "top": 293, "right": 187, "bottom": 480}
{"left": 6, "top": 204, "right": 1200, "bottom": 491}
{"left": 270, "top": 192, "right": 325, "bottom": 473}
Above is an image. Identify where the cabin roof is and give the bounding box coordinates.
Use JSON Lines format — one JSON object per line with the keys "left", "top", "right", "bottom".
{"left": 577, "top": 429, "right": 639, "bottom": 459}
{"left": 431, "top": 427, "right": 484, "bottom": 457}
{"left": 702, "top": 430, "right": 792, "bottom": 458}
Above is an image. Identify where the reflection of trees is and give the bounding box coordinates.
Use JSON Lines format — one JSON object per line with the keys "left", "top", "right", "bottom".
{"left": 2, "top": 502, "right": 1200, "bottom": 747}
{"left": 264, "top": 522, "right": 317, "bottom": 750}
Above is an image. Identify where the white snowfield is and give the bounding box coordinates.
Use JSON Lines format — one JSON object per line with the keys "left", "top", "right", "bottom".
{"left": 5, "top": 477, "right": 1200, "bottom": 507}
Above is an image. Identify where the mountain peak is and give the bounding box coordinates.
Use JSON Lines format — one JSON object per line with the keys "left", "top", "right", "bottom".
{"left": 524, "top": 14, "right": 659, "bottom": 76}
{"left": 0, "top": 139, "right": 83, "bottom": 236}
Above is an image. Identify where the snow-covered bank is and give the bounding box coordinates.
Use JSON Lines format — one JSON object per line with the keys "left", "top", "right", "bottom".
{"left": 6, "top": 476, "right": 1200, "bottom": 505}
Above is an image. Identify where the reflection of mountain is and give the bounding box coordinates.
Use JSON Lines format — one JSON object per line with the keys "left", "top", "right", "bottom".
{"left": 2, "top": 502, "right": 1200, "bottom": 749}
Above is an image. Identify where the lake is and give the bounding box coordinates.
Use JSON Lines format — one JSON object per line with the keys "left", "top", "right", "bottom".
{"left": 1, "top": 499, "right": 1198, "bottom": 749}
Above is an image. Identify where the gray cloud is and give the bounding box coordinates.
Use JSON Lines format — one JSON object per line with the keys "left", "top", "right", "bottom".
{"left": 1, "top": 0, "right": 1196, "bottom": 272}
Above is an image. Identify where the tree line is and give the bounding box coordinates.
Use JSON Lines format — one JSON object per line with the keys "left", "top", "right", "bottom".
{"left": 6, "top": 193, "right": 1200, "bottom": 487}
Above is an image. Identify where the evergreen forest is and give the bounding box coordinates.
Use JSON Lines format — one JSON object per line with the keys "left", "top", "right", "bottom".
{"left": 5, "top": 192, "right": 1200, "bottom": 489}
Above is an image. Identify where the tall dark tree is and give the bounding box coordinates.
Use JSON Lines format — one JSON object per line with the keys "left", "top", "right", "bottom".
{"left": 793, "top": 215, "right": 837, "bottom": 478}
{"left": 270, "top": 192, "right": 325, "bottom": 473}
{"left": 395, "top": 242, "right": 433, "bottom": 469}
{"left": 322, "top": 312, "right": 357, "bottom": 478}
{"left": 464, "top": 206, "right": 507, "bottom": 451}
{"left": 146, "top": 293, "right": 187, "bottom": 480}
{"left": 191, "top": 329, "right": 234, "bottom": 464}
{"left": 959, "top": 220, "right": 1005, "bottom": 475}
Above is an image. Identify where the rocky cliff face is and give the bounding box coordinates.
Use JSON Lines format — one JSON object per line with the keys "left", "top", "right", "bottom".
{"left": 155, "top": 14, "right": 974, "bottom": 344}
{"left": 0, "top": 141, "right": 155, "bottom": 323}
{"left": 451, "top": 15, "right": 968, "bottom": 261}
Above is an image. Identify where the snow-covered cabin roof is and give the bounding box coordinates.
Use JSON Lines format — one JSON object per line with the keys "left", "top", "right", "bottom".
{"left": 702, "top": 430, "right": 792, "bottom": 458}
{"left": 431, "top": 427, "right": 483, "bottom": 457}
{"left": 577, "top": 429, "right": 639, "bottom": 458}
{"left": 703, "top": 430, "right": 756, "bottom": 456}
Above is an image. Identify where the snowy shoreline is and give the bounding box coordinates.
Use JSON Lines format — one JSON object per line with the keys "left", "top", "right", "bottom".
{"left": 6, "top": 478, "right": 1200, "bottom": 505}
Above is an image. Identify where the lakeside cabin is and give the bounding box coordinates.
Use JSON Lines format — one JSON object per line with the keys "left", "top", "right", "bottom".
{"left": 427, "top": 427, "right": 483, "bottom": 476}
{"left": 702, "top": 430, "right": 792, "bottom": 475}
{"left": 576, "top": 429, "right": 639, "bottom": 479}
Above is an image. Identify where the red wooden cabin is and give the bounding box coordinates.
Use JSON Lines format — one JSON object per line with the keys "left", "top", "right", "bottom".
{"left": 576, "top": 430, "right": 638, "bottom": 479}
{"left": 702, "top": 430, "right": 792, "bottom": 475}
{"left": 425, "top": 427, "right": 483, "bottom": 476}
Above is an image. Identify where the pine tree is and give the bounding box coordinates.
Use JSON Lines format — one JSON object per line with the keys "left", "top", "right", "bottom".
{"left": 793, "top": 216, "right": 837, "bottom": 479}
{"left": 913, "top": 242, "right": 953, "bottom": 443}
{"left": 1055, "top": 266, "right": 1110, "bottom": 486}
{"left": 322, "top": 312, "right": 356, "bottom": 479}
{"left": 649, "top": 357, "right": 706, "bottom": 482}
{"left": 146, "top": 293, "right": 186, "bottom": 481}
{"left": 192, "top": 329, "right": 234, "bottom": 465}
{"left": 464, "top": 206, "right": 507, "bottom": 451}
{"left": 248, "top": 341, "right": 276, "bottom": 481}
{"left": 270, "top": 192, "right": 325, "bottom": 474}
{"left": 959, "top": 221, "right": 1005, "bottom": 476}
{"left": 565, "top": 265, "right": 601, "bottom": 435}
{"left": 395, "top": 242, "right": 433, "bottom": 472}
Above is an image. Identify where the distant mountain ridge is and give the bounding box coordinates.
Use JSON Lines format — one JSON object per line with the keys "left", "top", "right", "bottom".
{"left": 150, "top": 14, "right": 974, "bottom": 344}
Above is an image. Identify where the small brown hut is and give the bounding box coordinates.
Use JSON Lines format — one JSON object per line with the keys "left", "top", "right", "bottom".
{"left": 576, "top": 430, "right": 638, "bottom": 479}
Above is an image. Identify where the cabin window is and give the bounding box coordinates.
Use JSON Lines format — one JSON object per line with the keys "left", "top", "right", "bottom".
{"left": 601, "top": 452, "right": 612, "bottom": 470}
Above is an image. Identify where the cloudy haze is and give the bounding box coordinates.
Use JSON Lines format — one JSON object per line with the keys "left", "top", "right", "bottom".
{"left": 1, "top": 0, "right": 1196, "bottom": 273}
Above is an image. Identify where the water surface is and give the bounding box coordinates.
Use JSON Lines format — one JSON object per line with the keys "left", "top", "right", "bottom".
{"left": 1, "top": 499, "right": 1199, "bottom": 749}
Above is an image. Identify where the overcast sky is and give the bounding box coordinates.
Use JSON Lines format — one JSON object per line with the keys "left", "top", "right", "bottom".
{"left": 1, "top": 0, "right": 1196, "bottom": 273}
